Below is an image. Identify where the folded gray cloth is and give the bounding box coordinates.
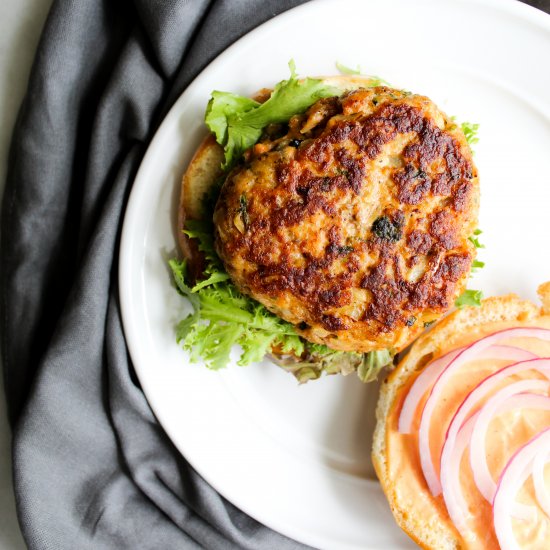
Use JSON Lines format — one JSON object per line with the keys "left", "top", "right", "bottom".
{"left": 2, "top": 0, "right": 549, "bottom": 549}
{"left": 1, "top": 1, "right": 309, "bottom": 548}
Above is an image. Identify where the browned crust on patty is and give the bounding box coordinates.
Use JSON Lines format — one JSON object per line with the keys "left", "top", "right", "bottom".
{"left": 213, "top": 86, "right": 479, "bottom": 353}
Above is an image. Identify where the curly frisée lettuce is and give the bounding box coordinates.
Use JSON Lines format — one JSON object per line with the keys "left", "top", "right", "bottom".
{"left": 169, "top": 220, "right": 394, "bottom": 383}
{"left": 205, "top": 60, "right": 341, "bottom": 169}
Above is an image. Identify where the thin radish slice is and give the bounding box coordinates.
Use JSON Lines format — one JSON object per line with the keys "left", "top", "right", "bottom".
{"left": 399, "top": 345, "right": 537, "bottom": 434}
{"left": 493, "top": 428, "right": 550, "bottom": 550}
{"left": 441, "top": 358, "right": 550, "bottom": 503}
{"left": 470, "top": 379, "right": 550, "bottom": 502}
{"left": 533, "top": 450, "right": 550, "bottom": 519}
{"left": 441, "top": 394, "right": 549, "bottom": 538}
{"left": 419, "top": 327, "right": 550, "bottom": 495}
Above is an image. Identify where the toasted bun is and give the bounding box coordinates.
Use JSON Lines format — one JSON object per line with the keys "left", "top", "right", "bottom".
{"left": 177, "top": 75, "right": 388, "bottom": 265}
{"left": 177, "top": 135, "right": 224, "bottom": 280}
{"left": 372, "top": 283, "right": 550, "bottom": 549}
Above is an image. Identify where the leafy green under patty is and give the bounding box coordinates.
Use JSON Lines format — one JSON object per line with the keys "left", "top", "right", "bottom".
{"left": 169, "top": 220, "right": 393, "bottom": 382}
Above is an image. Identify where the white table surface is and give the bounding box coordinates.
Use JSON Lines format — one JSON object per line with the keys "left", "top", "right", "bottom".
{"left": 0, "top": 0, "right": 54, "bottom": 548}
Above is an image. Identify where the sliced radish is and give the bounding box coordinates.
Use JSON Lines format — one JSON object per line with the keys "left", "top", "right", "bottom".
{"left": 399, "top": 345, "right": 536, "bottom": 434}
{"left": 493, "top": 428, "right": 550, "bottom": 550}
{"left": 419, "top": 327, "right": 550, "bottom": 495}
{"left": 441, "top": 393, "right": 550, "bottom": 538}
{"left": 533, "top": 450, "right": 550, "bottom": 519}
{"left": 469, "top": 380, "right": 550, "bottom": 502}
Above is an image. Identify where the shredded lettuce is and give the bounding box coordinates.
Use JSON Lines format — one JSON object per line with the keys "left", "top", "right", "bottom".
{"left": 205, "top": 60, "right": 342, "bottom": 169}
{"left": 169, "top": 220, "right": 393, "bottom": 382}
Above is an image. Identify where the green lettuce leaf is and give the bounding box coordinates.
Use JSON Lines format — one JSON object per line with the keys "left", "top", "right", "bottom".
{"left": 450, "top": 116, "right": 479, "bottom": 148}
{"left": 183, "top": 219, "right": 230, "bottom": 290}
{"left": 205, "top": 60, "right": 342, "bottom": 169}
{"left": 357, "top": 349, "right": 393, "bottom": 383}
{"left": 171, "top": 269, "right": 306, "bottom": 371}
{"left": 335, "top": 61, "right": 361, "bottom": 75}
{"left": 469, "top": 228, "right": 485, "bottom": 250}
{"left": 461, "top": 121, "right": 480, "bottom": 146}
{"left": 455, "top": 289, "right": 484, "bottom": 308}
{"left": 169, "top": 249, "right": 305, "bottom": 371}
{"left": 204, "top": 92, "right": 259, "bottom": 146}
{"left": 271, "top": 342, "right": 393, "bottom": 383}
{"left": 169, "top": 225, "right": 393, "bottom": 382}
{"left": 471, "top": 259, "right": 485, "bottom": 273}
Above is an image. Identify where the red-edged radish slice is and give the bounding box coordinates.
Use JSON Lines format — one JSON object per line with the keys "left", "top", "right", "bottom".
{"left": 441, "top": 359, "right": 550, "bottom": 503}
{"left": 470, "top": 380, "right": 550, "bottom": 502}
{"left": 493, "top": 428, "right": 550, "bottom": 550}
{"left": 399, "top": 345, "right": 536, "bottom": 434}
{"left": 419, "top": 327, "right": 550, "bottom": 495}
{"left": 441, "top": 394, "right": 549, "bottom": 538}
{"left": 533, "top": 450, "right": 550, "bottom": 519}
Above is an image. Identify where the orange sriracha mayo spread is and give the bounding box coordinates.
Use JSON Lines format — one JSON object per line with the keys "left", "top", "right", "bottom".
{"left": 386, "top": 318, "right": 550, "bottom": 549}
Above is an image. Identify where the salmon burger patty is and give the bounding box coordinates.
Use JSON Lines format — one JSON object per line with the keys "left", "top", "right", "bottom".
{"left": 213, "top": 87, "right": 479, "bottom": 353}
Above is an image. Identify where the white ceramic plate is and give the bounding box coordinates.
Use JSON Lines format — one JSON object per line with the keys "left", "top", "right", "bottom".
{"left": 119, "top": 0, "right": 550, "bottom": 548}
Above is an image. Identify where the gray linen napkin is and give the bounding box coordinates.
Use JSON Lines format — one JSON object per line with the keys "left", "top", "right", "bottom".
{"left": 1, "top": 1, "right": 309, "bottom": 548}
{"left": 2, "top": 0, "right": 549, "bottom": 549}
